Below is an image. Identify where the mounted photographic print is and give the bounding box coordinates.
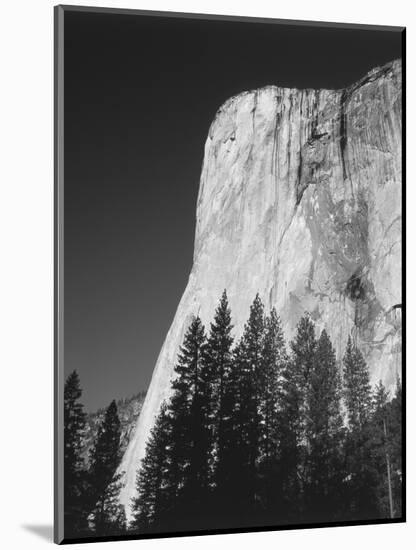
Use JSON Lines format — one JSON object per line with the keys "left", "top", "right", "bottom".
{"left": 54, "top": 5, "right": 405, "bottom": 544}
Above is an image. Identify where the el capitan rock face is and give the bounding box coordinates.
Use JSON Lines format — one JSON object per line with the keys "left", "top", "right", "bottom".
{"left": 119, "top": 60, "right": 402, "bottom": 518}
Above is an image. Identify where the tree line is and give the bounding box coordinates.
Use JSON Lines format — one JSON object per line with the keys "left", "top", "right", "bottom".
{"left": 64, "top": 290, "right": 402, "bottom": 538}
{"left": 130, "top": 291, "right": 402, "bottom": 533}
{"left": 64, "top": 373, "right": 127, "bottom": 538}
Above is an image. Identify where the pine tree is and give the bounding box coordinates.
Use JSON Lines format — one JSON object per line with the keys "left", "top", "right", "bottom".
{"left": 164, "top": 315, "right": 208, "bottom": 528}
{"left": 227, "top": 294, "right": 265, "bottom": 516}
{"left": 213, "top": 337, "right": 243, "bottom": 523}
{"left": 387, "top": 378, "right": 403, "bottom": 517}
{"left": 257, "top": 308, "right": 286, "bottom": 514}
{"left": 371, "top": 381, "right": 393, "bottom": 518}
{"left": 277, "top": 313, "right": 317, "bottom": 521}
{"left": 88, "top": 400, "right": 123, "bottom": 534}
{"left": 113, "top": 505, "right": 127, "bottom": 535}
{"left": 131, "top": 402, "right": 171, "bottom": 532}
{"left": 64, "top": 370, "right": 88, "bottom": 536}
{"left": 89, "top": 473, "right": 126, "bottom": 535}
{"left": 204, "top": 291, "right": 234, "bottom": 509}
{"left": 371, "top": 379, "right": 403, "bottom": 519}
{"left": 209, "top": 337, "right": 247, "bottom": 523}
{"left": 305, "top": 329, "right": 345, "bottom": 521}
{"left": 343, "top": 336, "right": 372, "bottom": 429}
{"left": 342, "top": 337, "right": 377, "bottom": 519}
{"left": 206, "top": 295, "right": 265, "bottom": 523}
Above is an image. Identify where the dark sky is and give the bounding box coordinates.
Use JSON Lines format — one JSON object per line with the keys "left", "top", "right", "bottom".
{"left": 64, "top": 8, "right": 402, "bottom": 411}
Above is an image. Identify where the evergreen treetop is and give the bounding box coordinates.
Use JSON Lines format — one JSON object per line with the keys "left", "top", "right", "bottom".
{"left": 64, "top": 370, "right": 88, "bottom": 536}
{"left": 343, "top": 336, "right": 372, "bottom": 429}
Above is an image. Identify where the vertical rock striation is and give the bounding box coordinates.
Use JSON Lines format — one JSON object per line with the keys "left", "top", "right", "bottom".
{"left": 118, "top": 60, "right": 402, "bottom": 519}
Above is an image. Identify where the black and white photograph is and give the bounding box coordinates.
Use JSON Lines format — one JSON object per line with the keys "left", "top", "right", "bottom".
{"left": 55, "top": 5, "right": 404, "bottom": 544}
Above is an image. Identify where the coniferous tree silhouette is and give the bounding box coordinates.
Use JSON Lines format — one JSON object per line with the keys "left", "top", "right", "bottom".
{"left": 304, "top": 329, "right": 345, "bottom": 521}
{"left": 278, "top": 314, "right": 317, "bottom": 521}
{"left": 342, "top": 336, "right": 377, "bottom": 520}
{"left": 88, "top": 400, "right": 124, "bottom": 535}
{"left": 371, "top": 379, "right": 403, "bottom": 519}
{"left": 164, "top": 315, "right": 207, "bottom": 529}
{"left": 257, "top": 308, "right": 286, "bottom": 517}
{"left": 220, "top": 337, "right": 248, "bottom": 516}
{"left": 213, "top": 343, "right": 244, "bottom": 522}
{"left": 64, "top": 370, "right": 88, "bottom": 537}
{"left": 129, "top": 294, "right": 402, "bottom": 533}
{"left": 233, "top": 294, "right": 265, "bottom": 516}
{"left": 387, "top": 378, "right": 403, "bottom": 517}
{"left": 131, "top": 402, "right": 171, "bottom": 532}
{"left": 343, "top": 336, "right": 372, "bottom": 429}
{"left": 203, "top": 291, "right": 234, "bottom": 511}
{"left": 90, "top": 475, "right": 126, "bottom": 535}
{"left": 371, "top": 381, "right": 394, "bottom": 518}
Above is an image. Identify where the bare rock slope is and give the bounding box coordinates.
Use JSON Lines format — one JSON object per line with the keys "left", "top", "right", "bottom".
{"left": 119, "top": 60, "right": 402, "bottom": 518}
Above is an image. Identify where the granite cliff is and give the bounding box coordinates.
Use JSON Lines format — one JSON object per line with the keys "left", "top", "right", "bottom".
{"left": 118, "top": 60, "right": 402, "bottom": 519}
